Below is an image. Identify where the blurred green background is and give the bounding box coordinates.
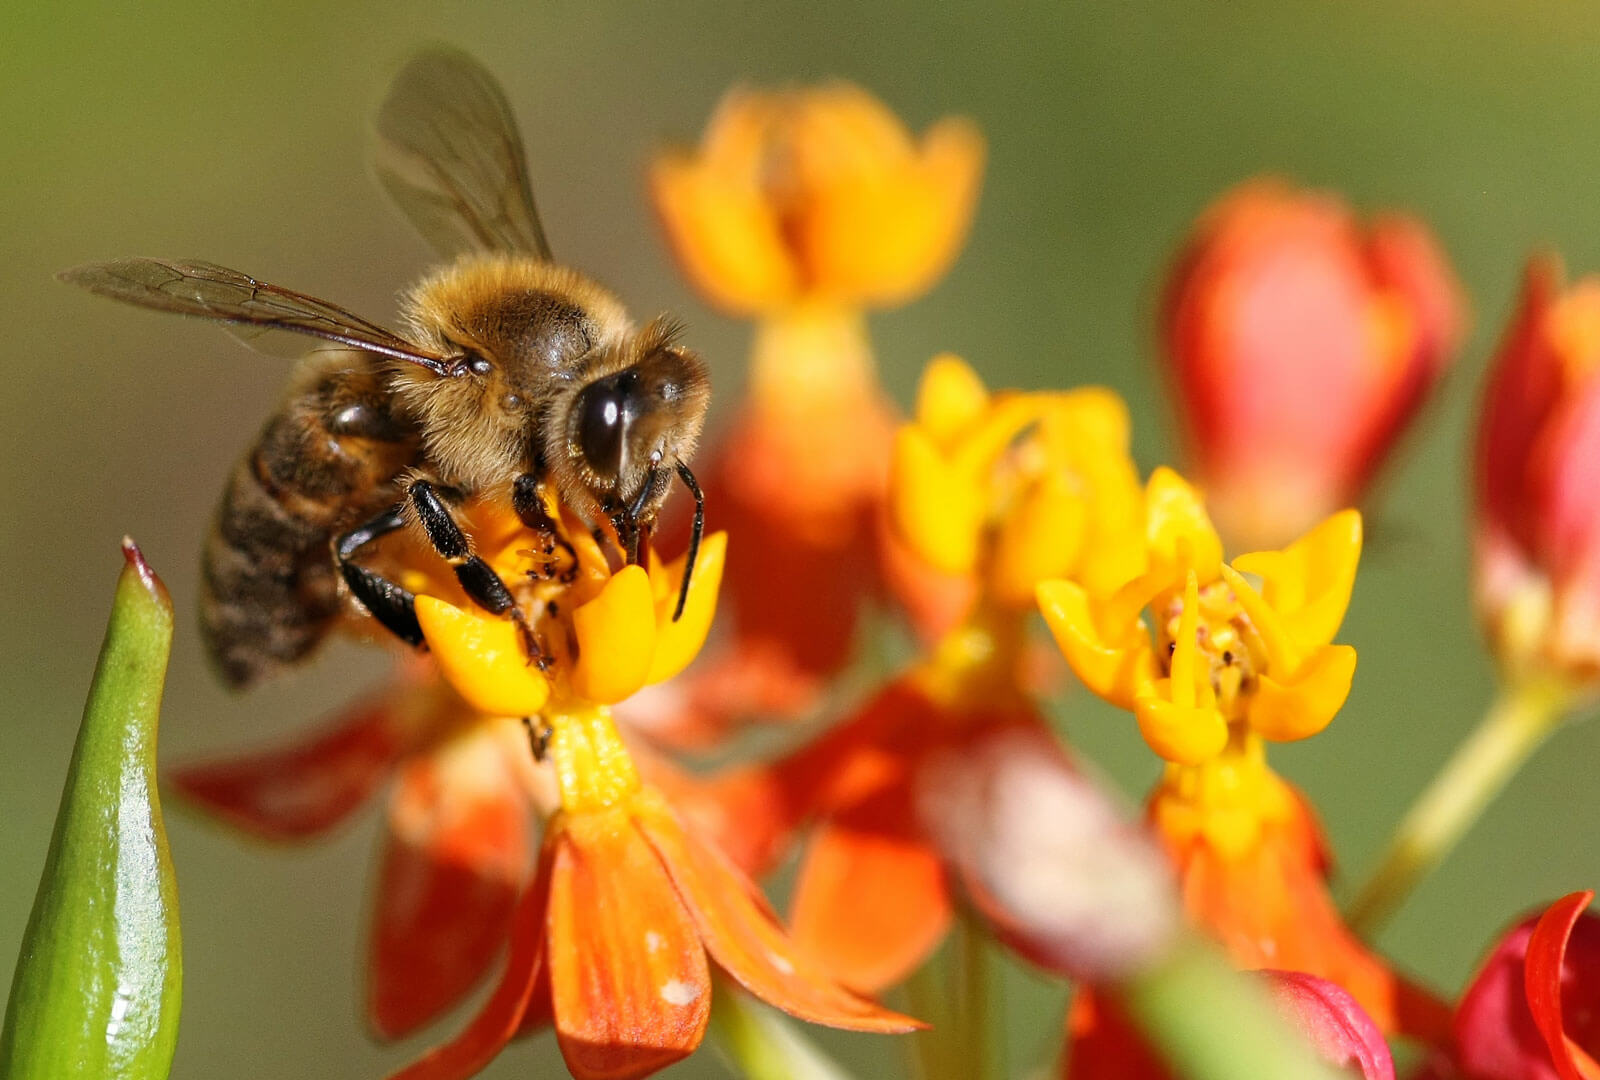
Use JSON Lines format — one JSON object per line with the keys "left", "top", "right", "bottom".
{"left": 5, "top": 2, "right": 1600, "bottom": 1076}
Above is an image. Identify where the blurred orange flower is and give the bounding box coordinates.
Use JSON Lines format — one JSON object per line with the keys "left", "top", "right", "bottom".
{"left": 1163, "top": 179, "right": 1464, "bottom": 550}
{"left": 706, "top": 359, "right": 1144, "bottom": 991}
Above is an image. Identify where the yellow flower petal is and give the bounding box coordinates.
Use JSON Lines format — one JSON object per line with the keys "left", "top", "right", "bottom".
{"left": 571, "top": 565, "right": 658, "bottom": 705}
{"left": 914, "top": 353, "right": 989, "bottom": 444}
{"left": 648, "top": 531, "right": 728, "bottom": 685}
{"left": 889, "top": 427, "right": 983, "bottom": 574}
{"left": 1145, "top": 467, "right": 1223, "bottom": 584}
{"left": 1036, "top": 578, "right": 1155, "bottom": 709}
{"left": 1233, "top": 509, "right": 1363, "bottom": 650}
{"left": 991, "top": 473, "right": 1086, "bottom": 608}
{"left": 1135, "top": 693, "right": 1230, "bottom": 765}
{"left": 1247, "top": 644, "right": 1357, "bottom": 742}
{"left": 1217, "top": 564, "right": 1302, "bottom": 675}
{"left": 415, "top": 596, "right": 549, "bottom": 717}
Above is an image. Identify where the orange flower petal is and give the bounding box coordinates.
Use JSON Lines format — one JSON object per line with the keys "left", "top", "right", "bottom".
{"left": 368, "top": 732, "right": 532, "bottom": 1039}
{"left": 647, "top": 530, "right": 727, "bottom": 685}
{"left": 386, "top": 847, "right": 552, "bottom": 1080}
{"left": 634, "top": 792, "right": 924, "bottom": 1033}
{"left": 416, "top": 596, "right": 550, "bottom": 717}
{"left": 167, "top": 694, "right": 411, "bottom": 841}
{"left": 1526, "top": 890, "right": 1600, "bottom": 1080}
{"left": 789, "top": 786, "right": 953, "bottom": 994}
{"left": 547, "top": 806, "right": 711, "bottom": 1080}
{"left": 571, "top": 565, "right": 659, "bottom": 705}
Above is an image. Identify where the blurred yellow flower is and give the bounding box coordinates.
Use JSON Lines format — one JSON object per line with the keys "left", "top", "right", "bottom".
{"left": 650, "top": 83, "right": 985, "bottom": 314}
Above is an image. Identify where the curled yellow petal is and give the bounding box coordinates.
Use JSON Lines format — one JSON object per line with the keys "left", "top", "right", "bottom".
{"left": 990, "top": 473, "right": 1086, "bottom": 608}
{"left": 571, "top": 565, "right": 658, "bottom": 705}
{"left": 914, "top": 353, "right": 988, "bottom": 444}
{"left": 1036, "top": 579, "right": 1155, "bottom": 709}
{"left": 890, "top": 427, "right": 982, "bottom": 574}
{"left": 648, "top": 531, "right": 728, "bottom": 685}
{"left": 1145, "top": 467, "right": 1223, "bottom": 583}
{"left": 1247, "top": 644, "right": 1357, "bottom": 742}
{"left": 1233, "top": 509, "right": 1363, "bottom": 651}
{"left": 1135, "top": 694, "right": 1230, "bottom": 765}
{"left": 415, "top": 596, "right": 550, "bottom": 717}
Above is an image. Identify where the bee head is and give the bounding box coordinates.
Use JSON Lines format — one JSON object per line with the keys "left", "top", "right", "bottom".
{"left": 393, "top": 253, "right": 632, "bottom": 491}
{"left": 552, "top": 320, "right": 710, "bottom": 524}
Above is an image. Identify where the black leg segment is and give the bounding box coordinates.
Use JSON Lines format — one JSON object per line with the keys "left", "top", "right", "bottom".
{"left": 334, "top": 506, "right": 424, "bottom": 646}
{"left": 673, "top": 459, "right": 704, "bottom": 623}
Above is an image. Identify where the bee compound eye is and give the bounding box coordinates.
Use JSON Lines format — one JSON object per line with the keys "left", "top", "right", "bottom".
{"left": 575, "top": 382, "right": 626, "bottom": 479}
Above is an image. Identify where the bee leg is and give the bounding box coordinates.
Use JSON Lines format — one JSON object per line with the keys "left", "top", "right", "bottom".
{"left": 512, "top": 472, "right": 576, "bottom": 577}
{"left": 334, "top": 507, "right": 425, "bottom": 647}
{"left": 671, "top": 459, "right": 704, "bottom": 623}
{"left": 521, "top": 715, "right": 553, "bottom": 762}
{"left": 409, "top": 479, "right": 548, "bottom": 671}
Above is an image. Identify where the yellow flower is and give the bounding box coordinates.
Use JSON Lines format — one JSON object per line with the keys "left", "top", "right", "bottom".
{"left": 1037, "top": 468, "right": 1359, "bottom": 768}
{"left": 889, "top": 355, "right": 1143, "bottom": 609}
{"left": 650, "top": 83, "right": 985, "bottom": 314}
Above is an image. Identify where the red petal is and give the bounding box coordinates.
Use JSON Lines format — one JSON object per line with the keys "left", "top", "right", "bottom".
{"left": 1526, "top": 891, "right": 1600, "bottom": 1080}
{"left": 547, "top": 806, "right": 711, "bottom": 1080}
{"left": 168, "top": 694, "right": 412, "bottom": 841}
{"left": 1064, "top": 990, "right": 1172, "bottom": 1080}
{"left": 369, "top": 728, "right": 533, "bottom": 1039}
{"left": 789, "top": 784, "right": 952, "bottom": 994}
{"left": 385, "top": 848, "right": 552, "bottom": 1080}
{"left": 634, "top": 792, "right": 923, "bottom": 1034}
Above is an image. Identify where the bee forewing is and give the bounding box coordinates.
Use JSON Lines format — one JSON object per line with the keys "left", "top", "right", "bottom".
{"left": 58, "top": 257, "right": 459, "bottom": 372}
{"left": 372, "top": 45, "right": 552, "bottom": 261}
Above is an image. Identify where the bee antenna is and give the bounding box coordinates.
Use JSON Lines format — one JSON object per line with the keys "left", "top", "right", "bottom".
{"left": 672, "top": 459, "right": 704, "bottom": 623}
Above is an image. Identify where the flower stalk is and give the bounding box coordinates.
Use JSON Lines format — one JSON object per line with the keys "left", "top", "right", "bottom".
{"left": 1347, "top": 676, "right": 1578, "bottom": 935}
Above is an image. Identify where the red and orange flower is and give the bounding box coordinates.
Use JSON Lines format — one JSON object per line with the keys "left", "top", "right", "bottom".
{"left": 631, "top": 84, "right": 985, "bottom": 746}
{"left": 1036, "top": 470, "right": 1447, "bottom": 1053}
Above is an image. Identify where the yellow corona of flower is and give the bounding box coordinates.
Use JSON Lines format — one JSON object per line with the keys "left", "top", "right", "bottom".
{"left": 889, "top": 355, "right": 1144, "bottom": 609}
{"left": 1036, "top": 469, "right": 1360, "bottom": 774}
{"left": 650, "top": 83, "right": 986, "bottom": 314}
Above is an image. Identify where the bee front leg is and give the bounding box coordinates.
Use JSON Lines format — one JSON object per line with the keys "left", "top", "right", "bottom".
{"left": 408, "top": 479, "right": 547, "bottom": 670}
{"left": 512, "top": 472, "right": 576, "bottom": 579}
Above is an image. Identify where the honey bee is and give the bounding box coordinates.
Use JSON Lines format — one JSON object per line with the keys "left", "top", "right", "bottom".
{"left": 60, "top": 47, "right": 711, "bottom": 688}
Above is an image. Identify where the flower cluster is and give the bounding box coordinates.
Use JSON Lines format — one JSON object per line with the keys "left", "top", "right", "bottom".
{"left": 166, "top": 77, "right": 1600, "bottom": 1080}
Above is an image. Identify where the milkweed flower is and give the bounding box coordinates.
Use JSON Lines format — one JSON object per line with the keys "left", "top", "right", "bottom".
{"left": 709, "top": 357, "right": 1152, "bottom": 993}
{"left": 1475, "top": 256, "right": 1600, "bottom": 691}
{"left": 1037, "top": 470, "right": 1444, "bottom": 1045}
{"left": 634, "top": 85, "right": 985, "bottom": 744}
{"left": 1163, "top": 179, "right": 1464, "bottom": 550}
{"left": 168, "top": 497, "right": 773, "bottom": 1055}
{"left": 1413, "top": 890, "right": 1600, "bottom": 1080}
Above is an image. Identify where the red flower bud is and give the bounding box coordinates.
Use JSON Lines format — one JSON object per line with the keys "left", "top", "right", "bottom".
{"left": 1475, "top": 257, "right": 1600, "bottom": 686}
{"left": 1163, "top": 179, "right": 1464, "bottom": 549}
{"left": 1263, "top": 970, "right": 1395, "bottom": 1080}
{"left": 1450, "top": 891, "right": 1600, "bottom": 1080}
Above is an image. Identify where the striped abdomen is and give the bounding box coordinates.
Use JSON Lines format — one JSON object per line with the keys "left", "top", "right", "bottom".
{"left": 202, "top": 352, "right": 418, "bottom": 687}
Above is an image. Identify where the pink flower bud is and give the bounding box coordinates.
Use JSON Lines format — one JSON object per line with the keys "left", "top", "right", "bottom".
{"left": 1475, "top": 257, "right": 1600, "bottom": 686}
{"left": 1163, "top": 179, "right": 1464, "bottom": 549}
{"left": 1262, "top": 970, "right": 1395, "bottom": 1080}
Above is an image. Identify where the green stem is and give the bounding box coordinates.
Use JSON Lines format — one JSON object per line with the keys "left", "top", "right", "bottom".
{"left": 1120, "top": 939, "right": 1342, "bottom": 1080}
{"left": 1347, "top": 677, "right": 1573, "bottom": 936}
{"left": 709, "top": 976, "right": 853, "bottom": 1080}
{"left": 902, "top": 953, "right": 946, "bottom": 1080}
{"left": 954, "top": 913, "right": 992, "bottom": 1080}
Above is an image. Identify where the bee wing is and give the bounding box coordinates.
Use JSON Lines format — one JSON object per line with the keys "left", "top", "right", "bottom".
{"left": 58, "top": 257, "right": 461, "bottom": 373}
{"left": 372, "top": 46, "right": 552, "bottom": 261}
